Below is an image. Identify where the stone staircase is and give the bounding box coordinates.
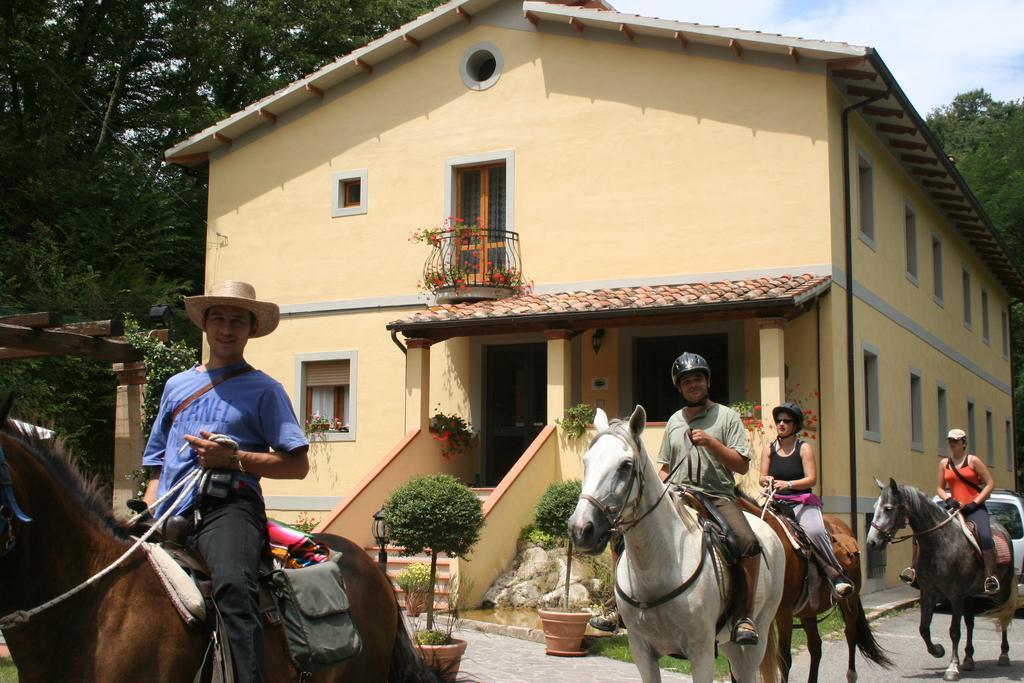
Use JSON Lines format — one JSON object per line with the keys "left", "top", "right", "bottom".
{"left": 369, "top": 487, "right": 494, "bottom": 611}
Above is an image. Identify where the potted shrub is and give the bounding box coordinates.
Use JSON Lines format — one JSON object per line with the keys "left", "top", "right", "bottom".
{"left": 533, "top": 479, "right": 591, "bottom": 656}
{"left": 556, "top": 403, "right": 596, "bottom": 440}
{"left": 383, "top": 473, "right": 484, "bottom": 679}
{"left": 395, "top": 562, "right": 432, "bottom": 617}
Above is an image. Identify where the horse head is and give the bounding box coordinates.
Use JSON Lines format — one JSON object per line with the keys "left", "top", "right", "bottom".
{"left": 866, "top": 477, "right": 907, "bottom": 551}
{"left": 568, "top": 405, "right": 647, "bottom": 554}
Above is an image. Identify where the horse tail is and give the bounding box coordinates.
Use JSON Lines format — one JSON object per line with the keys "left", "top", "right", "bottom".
{"left": 759, "top": 620, "right": 780, "bottom": 683}
{"left": 984, "top": 582, "right": 1017, "bottom": 632}
{"left": 851, "top": 598, "right": 893, "bottom": 668}
{"left": 388, "top": 607, "right": 444, "bottom": 683}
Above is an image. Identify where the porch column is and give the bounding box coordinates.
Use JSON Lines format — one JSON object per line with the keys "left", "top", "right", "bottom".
{"left": 405, "top": 338, "right": 432, "bottom": 432}
{"left": 758, "top": 318, "right": 786, "bottom": 421}
{"left": 546, "top": 329, "right": 573, "bottom": 425}
{"left": 111, "top": 361, "right": 146, "bottom": 516}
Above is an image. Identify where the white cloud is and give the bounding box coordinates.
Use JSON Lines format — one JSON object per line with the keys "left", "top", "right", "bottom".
{"left": 611, "top": 0, "right": 1024, "bottom": 113}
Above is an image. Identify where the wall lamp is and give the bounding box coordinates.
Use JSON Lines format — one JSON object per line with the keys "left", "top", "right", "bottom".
{"left": 592, "top": 328, "right": 606, "bottom": 354}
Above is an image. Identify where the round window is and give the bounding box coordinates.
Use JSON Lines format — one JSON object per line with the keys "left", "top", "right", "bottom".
{"left": 460, "top": 43, "right": 503, "bottom": 91}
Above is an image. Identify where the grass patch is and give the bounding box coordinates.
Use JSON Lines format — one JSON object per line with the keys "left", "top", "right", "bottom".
{"left": 589, "top": 607, "right": 850, "bottom": 677}
{"left": 0, "top": 658, "right": 17, "bottom": 682}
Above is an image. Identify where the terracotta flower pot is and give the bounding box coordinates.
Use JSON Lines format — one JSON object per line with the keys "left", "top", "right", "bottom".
{"left": 417, "top": 637, "right": 468, "bottom": 681}
{"left": 537, "top": 609, "right": 591, "bottom": 657}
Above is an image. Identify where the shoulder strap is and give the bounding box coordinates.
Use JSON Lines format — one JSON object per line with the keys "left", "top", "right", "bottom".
{"left": 947, "top": 457, "right": 983, "bottom": 493}
{"left": 171, "top": 364, "right": 255, "bottom": 423}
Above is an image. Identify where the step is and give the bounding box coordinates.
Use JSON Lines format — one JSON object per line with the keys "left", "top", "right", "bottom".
{"left": 472, "top": 487, "right": 496, "bottom": 502}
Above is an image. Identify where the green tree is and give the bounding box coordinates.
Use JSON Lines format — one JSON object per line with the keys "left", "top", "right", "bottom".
{"left": 928, "top": 91, "right": 1024, "bottom": 488}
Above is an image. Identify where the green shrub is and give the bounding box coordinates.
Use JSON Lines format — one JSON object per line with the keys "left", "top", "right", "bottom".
{"left": 534, "top": 479, "right": 582, "bottom": 540}
{"left": 415, "top": 629, "right": 449, "bottom": 646}
{"left": 383, "top": 474, "right": 484, "bottom": 632}
{"left": 556, "top": 403, "right": 597, "bottom": 439}
{"left": 518, "top": 524, "right": 556, "bottom": 549}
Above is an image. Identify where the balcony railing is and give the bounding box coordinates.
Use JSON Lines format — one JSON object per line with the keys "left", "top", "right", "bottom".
{"left": 421, "top": 227, "right": 526, "bottom": 303}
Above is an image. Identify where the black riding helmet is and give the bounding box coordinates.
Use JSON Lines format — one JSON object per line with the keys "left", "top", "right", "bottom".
{"left": 670, "top": 352, "right": 711, "bottom": 388}
{"left": 772, "top": 402, "right": 804, "bottom": 432}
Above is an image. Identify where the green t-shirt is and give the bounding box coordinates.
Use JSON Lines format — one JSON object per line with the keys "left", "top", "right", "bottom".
{"left": 656, "top": 402, "right": 749, "bottom": 498}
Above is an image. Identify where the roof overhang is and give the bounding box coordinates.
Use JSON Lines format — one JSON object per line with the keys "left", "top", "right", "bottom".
{"left": 387, "top": 275, "right": 832, "bottom": 342}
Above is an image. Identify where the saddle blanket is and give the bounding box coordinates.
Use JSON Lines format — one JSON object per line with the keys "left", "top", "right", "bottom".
{"left": 995, "top": 530, "right": 1012, "bottom": 566}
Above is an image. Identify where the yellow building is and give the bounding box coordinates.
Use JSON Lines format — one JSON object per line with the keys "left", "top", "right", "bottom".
{"left": 153, "top": 0, "right": 1023, "bottom": 601}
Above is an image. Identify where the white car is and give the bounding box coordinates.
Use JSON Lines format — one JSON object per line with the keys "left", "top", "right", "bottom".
{"left": 985, "top": 489, "right": 1024, "bottom": 603}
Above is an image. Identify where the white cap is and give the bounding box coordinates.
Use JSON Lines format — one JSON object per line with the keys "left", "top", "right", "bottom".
{"left": 947, "top": 428, "right": 967, "bottom": 440}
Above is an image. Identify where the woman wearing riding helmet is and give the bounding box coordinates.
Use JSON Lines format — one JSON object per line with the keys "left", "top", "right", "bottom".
{"left": 759, "top": 402, "right": 853, "bottom": 598}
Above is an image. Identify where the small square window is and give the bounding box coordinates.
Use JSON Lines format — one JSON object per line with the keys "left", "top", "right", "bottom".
{"left": 296, "top": 352, "right": 358, "bottom": 442}
{"left": 331, "top": 169, "right": 368, "bottom": 217}
{"left": 343, "top": 179, "right": 361, "bottom": 208}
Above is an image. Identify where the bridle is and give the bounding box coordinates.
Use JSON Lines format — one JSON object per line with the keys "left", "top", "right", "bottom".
{"left": 0, "top": 440, "right": 32, "bottom": 557}
{"left": 870, "top": 489, "right": 959, "bottom": 545}
{"left": 577, "top": 426, "right": 674, "bottom": 535}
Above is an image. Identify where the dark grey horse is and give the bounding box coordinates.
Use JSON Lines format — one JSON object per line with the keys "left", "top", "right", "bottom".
{"left": 866, "top": 478, "right": 1016, "bottom": 681}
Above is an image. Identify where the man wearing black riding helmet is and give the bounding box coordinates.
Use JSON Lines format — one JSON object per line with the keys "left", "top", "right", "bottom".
{"left": 657, "top": 352, "right": 763, "bottom": 646}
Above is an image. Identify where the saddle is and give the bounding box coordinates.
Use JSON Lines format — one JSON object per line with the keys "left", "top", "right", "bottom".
{"left": 959, "top": 517, "right": 1013, "bottom": 566}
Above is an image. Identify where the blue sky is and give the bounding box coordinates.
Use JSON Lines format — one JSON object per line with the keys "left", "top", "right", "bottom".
{"left": 610, "top": 0, "right": 1024, "bottom": 115}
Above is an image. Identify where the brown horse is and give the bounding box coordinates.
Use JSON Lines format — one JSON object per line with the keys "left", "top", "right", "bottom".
{"left": 0, "top": 413, "right": 440, "bottom": 682}
{"left": 739, "top": 495, "right": 892, "bottom": 683}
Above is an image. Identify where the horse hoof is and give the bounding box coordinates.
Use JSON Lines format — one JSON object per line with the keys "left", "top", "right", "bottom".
{"left": 961, "top": 657, "right": 974, "bottom": 671}
{"left": 846, "top": 671, "right": 857, "bottom": 683}
{"left": 929, "top": 644, "right": 945, "bottom": 658}
{"left": 998, "top": 655, "right": 1010, "bottom": 667}
{"left": 943, "top": 671, "right": 960, "bottom": 682}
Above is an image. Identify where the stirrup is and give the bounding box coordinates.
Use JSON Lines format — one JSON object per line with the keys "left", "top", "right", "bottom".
{"left": 984, "top": 576, "right": 1000, "bottom": 594}
{"left": 731, "top": 618, "right": 759, "bottom": 646}
{"left": 899, "top": 567, "right": 916, "bottom": 586}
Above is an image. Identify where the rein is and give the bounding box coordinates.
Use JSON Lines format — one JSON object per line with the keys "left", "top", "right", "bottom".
{"left": 0, "top": 466, "right": 203, "bottom": 630}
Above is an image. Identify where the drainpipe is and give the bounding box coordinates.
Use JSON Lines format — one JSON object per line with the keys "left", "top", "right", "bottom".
{"left": 816, "top": 297, "right": 824, "bottom": 499}
{"left": 390, "top": 329, "right": 407, "bottom": 356}
{"left": 1011, "top": 303, "right": 1019, "bottom": 492}
{"left": 842, "top": 80, "right": 890, "bottom": 540}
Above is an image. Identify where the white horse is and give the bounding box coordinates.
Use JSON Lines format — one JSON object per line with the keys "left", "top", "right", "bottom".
{"left": 568, "top": 406, "right": 784, "bottom": 683}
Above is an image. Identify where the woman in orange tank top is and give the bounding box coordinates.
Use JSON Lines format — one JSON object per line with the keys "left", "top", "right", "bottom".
{"left": 937, "top": 428, "right": 999, "bottom": 594}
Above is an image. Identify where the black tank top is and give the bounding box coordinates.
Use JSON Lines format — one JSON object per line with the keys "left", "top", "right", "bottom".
{"left": 768, "top": 439, "right": 811, "bottom": 494}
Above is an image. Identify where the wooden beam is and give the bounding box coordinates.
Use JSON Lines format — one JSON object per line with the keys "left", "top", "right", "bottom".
{"left": 305, "top": 83, "right": 324, "bottom": 99}
{"left": 0, "top": 348, "right": 56, "bottom": 360}
{"left": 863, "top": 105, "right": 903, "bottom": 118}
{"left": 355, "top": 58, "right": 372, "bottom": 74}
{"left": 619, "top": 23, "right": 634, "bottom": 41}
{"left": 848, "top": 84, "right": 888, "bottom": 98}
{"left": 943, "top": 207, "right": 979, "bottom": 218}
{"left": 900, "top": 153, "right": 938, "bottom": 165}
{"left": 456, "top": 7, "right": 471, "bottom": 22}
{"left": 0, "top": 324, "right": 142, "bottom": 363}
{"left": 674, "top": 31, "right": 688, "bottom": 49}
{"left": 0, "top": 312, "right": 62, "bottom": 328}
{"left": 788, "top": 47, "right": 799, "bottom": 64}
{"left": 403, "top": 33, "right": 421, "bottom": 48}
{"left": 832, "top": 68, "right": 877, "bottom": 81}
{"left": 826, "top": 56, "right": 867, "bottom": 70}
{"left": 58, "top": 319, "right": 125, "bottom": 337}
{"left": 912, "top": 167, "right": 947, "bottom": 178}
{"left": 524, "top": 11, "right": 539, "bottom": 27}
{"left": 931, "top": 192, "right": 965, "bottom": 202}
{"left": 922, "top": 179, "right": 956, "bottom": 190}
{"left": 957, "top": 223, "right": 988, "bottom": 234}
{"left": 888, "top": 139, "right": 928, "bottom": 151}
{"left": 163, "top": 152, "right": 209, "bottom": 166}
{"left": 257, "top": 108, "right": 277, "bottom": 124}
{"left": 569, "top": 17, "right": 583, "bottom": 32}
{"left": 729, "top": 39, "right": 743, "bottom": 59}
{"left": 877, "top": 122, "right": 917, "bottom": 135}
{"left": 212, "top": 132, "right": 232, "bottom": 147}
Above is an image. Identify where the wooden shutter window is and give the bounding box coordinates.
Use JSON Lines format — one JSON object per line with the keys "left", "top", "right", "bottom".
{"left": 306, "top": 360, "right": 350, "bottom": 386}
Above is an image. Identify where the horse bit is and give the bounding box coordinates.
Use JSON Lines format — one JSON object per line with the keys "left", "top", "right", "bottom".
{"left": 578, "top": 427, "right": 653, "bottom": 534}
{"left": 0, "top": 441, "right": 32, "bottom": 556}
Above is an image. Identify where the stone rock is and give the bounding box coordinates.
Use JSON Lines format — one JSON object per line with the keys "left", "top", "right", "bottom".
{"left": 540, "top": 582, "right": 590, "bottom": 608}
{"left": 514, "top": 547, "right": 551, "bottom": 581}
{"left": 508, "top": 581, "right": 544, "bottom": 607}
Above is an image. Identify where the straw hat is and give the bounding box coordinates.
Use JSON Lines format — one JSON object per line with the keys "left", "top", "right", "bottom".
{"left": 184, "top": 281, "right": 280, "bottom": 338}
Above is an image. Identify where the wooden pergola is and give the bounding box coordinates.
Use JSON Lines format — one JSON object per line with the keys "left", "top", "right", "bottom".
{"left": 0, "top": 312, "right": 166, "bottom": 515}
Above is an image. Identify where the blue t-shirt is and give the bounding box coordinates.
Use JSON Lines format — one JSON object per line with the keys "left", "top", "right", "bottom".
{"left": 142, "top": 361, "right": 308, "bottom": 516}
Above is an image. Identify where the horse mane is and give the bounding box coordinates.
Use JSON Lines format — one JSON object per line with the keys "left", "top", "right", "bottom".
{"left": 1, "top": 417, "right": 130, "bottom": 540}
{"left": 895, "top": 483, "right": 943, "bottom": 523}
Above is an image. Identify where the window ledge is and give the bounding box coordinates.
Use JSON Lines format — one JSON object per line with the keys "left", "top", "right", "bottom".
{"left": 863, "top": 430, "right": 881, "bottom": 443}
{"left": 309, "top": 431, "right": 356, "bottom": 443}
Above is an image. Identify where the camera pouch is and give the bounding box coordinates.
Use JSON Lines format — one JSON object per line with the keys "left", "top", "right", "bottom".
{"left": 199, "top": 470, "right": 235, "bottom": 500}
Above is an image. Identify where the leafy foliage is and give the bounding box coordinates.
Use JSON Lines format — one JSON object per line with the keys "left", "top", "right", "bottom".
{"left": 556, "top": 403, "right": 596, "bottom": 439}
{"left": 395, "top": 562, "right": 433, "bottom": 593}
{"left": 533, "top": 479, "right": 582, "bottom": 540}
{"left": 518, "top": 523, "right": 556, "bottom": 549}
{"left": 123, "top": 316, "right": 197, "bottom": 435}
{"left": 383, "top": 474, "right": 483, "bottom": 559}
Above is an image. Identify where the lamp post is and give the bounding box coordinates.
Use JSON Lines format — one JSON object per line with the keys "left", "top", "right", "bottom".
{"left": 372, "top": 508, "right": 390, "bottom": 575}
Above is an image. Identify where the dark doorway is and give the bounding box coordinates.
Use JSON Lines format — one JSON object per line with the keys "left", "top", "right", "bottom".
{"left": 484, "top": 343, "right": 546, "bottom": 486}
{"left": 633, "top": 334, "right": 730, "bottom": 422}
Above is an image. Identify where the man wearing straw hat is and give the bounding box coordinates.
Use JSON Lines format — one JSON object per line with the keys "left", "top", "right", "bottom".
{"left": 141, "top": 280, "right": 309, "bottom": 682}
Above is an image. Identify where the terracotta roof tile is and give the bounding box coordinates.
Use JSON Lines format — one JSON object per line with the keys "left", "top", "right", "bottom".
{"left": 389, "top": 274, "right": 831, "bottom": 330}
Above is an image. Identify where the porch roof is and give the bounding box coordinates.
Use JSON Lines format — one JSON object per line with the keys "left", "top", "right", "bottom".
{"left": 387, "top": 273, "right": 831, "bottom": 341}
